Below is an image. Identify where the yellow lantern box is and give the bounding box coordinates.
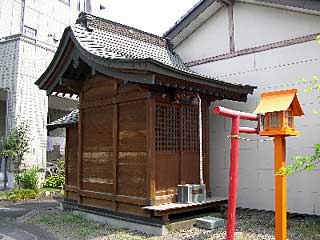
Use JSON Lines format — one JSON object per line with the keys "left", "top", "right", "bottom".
{"left": 255, "top": 89, "right": 304, "bottom": 137}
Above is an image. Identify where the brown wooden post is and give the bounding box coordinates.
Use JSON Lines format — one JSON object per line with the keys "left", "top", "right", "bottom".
{"left": 77, "top": 92, "right": 83, "bottom": 204}
{"left": 112, "top": 81, "right": 118, "bottom": 210}
{"left": 147, "top": 98, "right": 156, "bottom": 205}
{"left": 65, "top": 127, "right": 69, "bottom": 196}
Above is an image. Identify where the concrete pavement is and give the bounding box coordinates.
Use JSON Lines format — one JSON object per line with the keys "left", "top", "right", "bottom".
{"left": 0, "top": 199, "right": 59, "bottom": 239}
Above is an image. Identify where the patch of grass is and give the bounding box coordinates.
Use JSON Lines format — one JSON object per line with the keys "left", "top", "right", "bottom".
{"left": 289, "top": 218, "right": 320, "bottom": 238}
{"left": 110, "top": 230, "right": 148, "bottom": 240}
{"left": 235, "top": 233, "right": 250, "bottom": 240}
{"left": 39, "top": 187, "right": 61, "bottom": 193}
{"left": 0, "top": 189, "right": 38, "bottom": 202}
{"left": 28, "top": 211, "right": 151, "bottom": 240}
{"left": 0, "top": 191, "right": 9, "bottom": 200}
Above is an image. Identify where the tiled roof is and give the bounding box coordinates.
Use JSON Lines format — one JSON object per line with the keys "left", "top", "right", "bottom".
{"left": 47, "top": 109, "right": 79, "bottom": 130}
{"left": 36, "top": 12, "right": 256, "bottom": 101}
{"left": 72, "top": 13, "right": 206, "bottom": 78}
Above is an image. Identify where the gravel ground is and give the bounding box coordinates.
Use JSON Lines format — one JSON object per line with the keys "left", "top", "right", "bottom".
{"left": 26, "top": 208, "right": 320, "bottom": 240}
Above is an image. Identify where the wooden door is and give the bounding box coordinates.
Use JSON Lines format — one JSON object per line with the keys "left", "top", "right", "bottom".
{"left": 154, "top": 103, "right": 201, "bottom": 199}
{"left": 154, "top": 103, "right": 180, "bottom": 197}
{"left": 180, "top": 105, "right": 200, "bottom": 184}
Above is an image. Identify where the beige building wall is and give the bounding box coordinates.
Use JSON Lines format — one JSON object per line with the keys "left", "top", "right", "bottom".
{"left": 174, "top": 1, "right": 320, "bottom": 215}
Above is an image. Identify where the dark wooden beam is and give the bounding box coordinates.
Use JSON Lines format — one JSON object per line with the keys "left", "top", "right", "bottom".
{"left": 187, "top": 32, "right": 319, "bottom": 67}
{"left": 60, "top": 78, "right": 83, "bottom": 91}
{"left": 228, "top": 3, "right": 235, "bottom": 53}
{"left": 220, "top": 0, "right": 233, "bottom": 5}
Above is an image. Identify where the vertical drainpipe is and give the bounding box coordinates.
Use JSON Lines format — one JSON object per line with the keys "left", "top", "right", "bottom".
{"left": 3, "top": 88, "right": 10, "bottom": 190}
{"left": 197, "top": 94, "right": 204, "bottom": 185}
{"left": 20, "top": 0, "right": 26, "bottom": 34}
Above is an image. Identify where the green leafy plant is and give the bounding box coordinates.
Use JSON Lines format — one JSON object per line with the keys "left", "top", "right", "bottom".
{"left": 279, "top": 144, "right": 320, "bottom": 176}
{"left": 43, "top": 158, "right": 65, "bottom": 189}
{"left": 5, "top": 189, "right": 37, "bottom": 202}
{"left": 15, "top": 167, "right": 40, "bottom": 190}
{"left": 43, "top": 175, "right": 65, "bottom": 188}
{"left": 0, "top": 124, "right": 30, "bottom": 189}
{"left": 281, "top": 36, "right": 320, "bottom": 175}
{"left": 299, "top": 75, "right": 320, "bottom": 114}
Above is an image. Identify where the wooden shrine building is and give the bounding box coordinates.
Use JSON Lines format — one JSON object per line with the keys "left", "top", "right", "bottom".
{"left": 38, "top": 13, "right": 255, "bottom": 222}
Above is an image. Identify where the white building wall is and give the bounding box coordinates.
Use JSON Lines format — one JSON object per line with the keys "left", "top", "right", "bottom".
{"left": 0, "top": 0, "right": 89, "bottom": 188}
{"left": 233, "top": 2, "right": 320, "bottom": 50}
{"left": 0, "top": 39, "right": 20, "bottom": 130}
{"left": 197, "top": 40, "right": 320, "bottom": 215}
{"left": 174, "top": 3, "right": 320, "bottom": 215}
{"left": 23, "top": 0, "right": 80, "bottom": 44}
{"left": 0, "top": 0, "right": 23, "bottom": 37}
{"left": 15, "top": 38, "right": 57, "bottom": 168}
{"left": 175, "top": 6, "right": 230, "bottom": 63}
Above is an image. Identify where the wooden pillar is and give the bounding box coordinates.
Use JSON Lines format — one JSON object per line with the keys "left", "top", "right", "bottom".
{"left": 147, "top": 98, "right": 156, "bottom": 205}
{"left": 77, "top": 93, "right": 83, "bottom": 204}
{"left": 112, "top": 82, "right": 119, "bottom": 210}
{"left": 274, "top": 136, "right": 287, "bottom": 240}
{"left": 65, "top": 128, "right": 69, "bottom": 194}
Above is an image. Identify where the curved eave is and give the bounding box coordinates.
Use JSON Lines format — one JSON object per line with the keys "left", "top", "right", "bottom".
{"left": 36, "top": 27, "right": 74, "bottom": 89}
{"left": 36, "top": 26, "right": 256, "bottom": 101}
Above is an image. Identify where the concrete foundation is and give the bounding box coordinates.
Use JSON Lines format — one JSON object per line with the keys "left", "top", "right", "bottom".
{"left": 196, "top": 216, "right": 225, "bottom": 230}
{"left": 60, "top": 201, "right": 168, "bottom": 236}
{"left": 76, "top": 211, "right": 168, "bottom": 236}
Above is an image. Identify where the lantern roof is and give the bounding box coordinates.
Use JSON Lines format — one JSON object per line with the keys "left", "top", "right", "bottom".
{"left": 254, "top": 89, "right": 304, "bottom": 116}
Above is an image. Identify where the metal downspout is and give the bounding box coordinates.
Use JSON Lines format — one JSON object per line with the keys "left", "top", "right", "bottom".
{"left": 20, "top": 0, "right": 25, "bottom": 34}
{"left": 197, "top": 94, "right": 204, "bottom": 185}
{"left": 2, "top": 88, "right": 9, "bottom": 190}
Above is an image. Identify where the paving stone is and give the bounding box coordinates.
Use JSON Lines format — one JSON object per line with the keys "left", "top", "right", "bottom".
{"left": 195, "top": 216, "right": 225, "bottom": 230}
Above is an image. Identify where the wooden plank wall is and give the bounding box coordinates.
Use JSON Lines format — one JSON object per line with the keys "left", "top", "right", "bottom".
{"left": 64, "top": 74, "right": 150, "bottom": 216}
{"left": 64, "top": 74, "right": 212, "bottom": 215}
{"left": 152, "top": 99, "right": 211, "bottom": 205}
{"left": 65, "top": 126, "right": 78, "bottom": 200}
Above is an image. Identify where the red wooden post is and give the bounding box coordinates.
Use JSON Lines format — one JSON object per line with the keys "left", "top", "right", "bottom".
{"left": 213, "top": 106, "right": 258, "bottom": 240}
{"left": 227, "top": 115, "right": 240, "bottom": 240}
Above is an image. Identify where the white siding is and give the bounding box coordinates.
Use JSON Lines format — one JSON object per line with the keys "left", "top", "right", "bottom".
{"left": 23, "top": 0, "right": 80, "bottom": 45}
{"left": 0, "top": 0, "right": 23, "bottom": 37}
{"left": 175, "top": 6, "right": 230, "bottom": 63}
{"left": 193, "top": 40, "right": 320, "bottom": 215}
{"left": 174, "top": 2, "right": 320, "bottom": 215}
{"left": 233, "top": 2, "right": 320, "bottom": 50}
{"left": 0, "top": 39, "right": 20, "bottom": 130}
{"left": 15, "top": 38, "right": 56, "bottom": 168}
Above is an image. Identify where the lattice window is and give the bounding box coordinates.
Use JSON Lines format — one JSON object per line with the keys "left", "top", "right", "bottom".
{"left": 268, "top": 111, "right": 281, "bottom": 128}
{"left": 182, "top": 107, "right": 199, "bottom": 151}
{"left": 155, "top": 104, "right": 179, "bottom": 151}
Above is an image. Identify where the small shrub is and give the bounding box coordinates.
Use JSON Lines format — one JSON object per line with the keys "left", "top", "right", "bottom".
{"left": 43, "top": 175, "right": 64, "bottom": 188}
{"left": 15, "top": 167, "right": 40, "bottom": 190}
{"left": 43, "top": 158, "right": 65, "bottom": 189}
{"left": 6, "top": 189, "right": 37, "bottom": 202}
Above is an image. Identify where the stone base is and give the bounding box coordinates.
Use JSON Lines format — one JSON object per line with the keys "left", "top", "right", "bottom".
{"left": 77, "top": 211, "right": 168, "bottom": 236}
{"left": 195, "top": 216, "right": 225, "bottom": 230}
{"left": 60, "top": 201, "right": 167, "bottom": 236}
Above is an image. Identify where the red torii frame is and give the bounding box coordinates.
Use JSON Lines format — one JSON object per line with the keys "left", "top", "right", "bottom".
{"left": 213, "top": 106, "right": 259, "bottom": 240}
